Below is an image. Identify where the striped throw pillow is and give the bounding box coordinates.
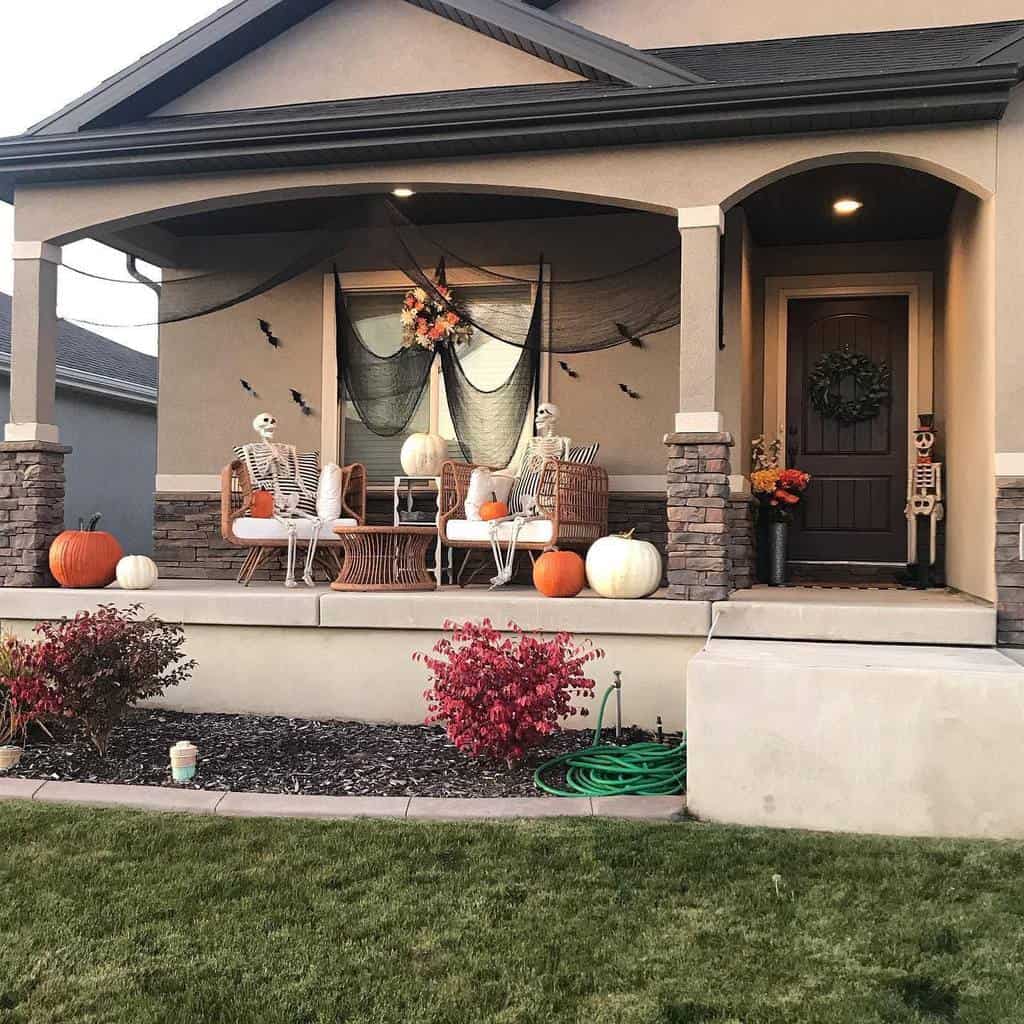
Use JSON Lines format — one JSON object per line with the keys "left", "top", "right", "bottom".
{"left": 234, "top": 447, "right": 320, "bottom": 516}
{"left": 508, "top": 443, "right": 600, "bottom": 515}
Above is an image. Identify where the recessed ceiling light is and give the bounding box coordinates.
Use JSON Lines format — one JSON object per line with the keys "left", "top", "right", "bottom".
{"left": 392, "top": 188, "right": 415, "bottom": 198}
{"left": 833, "top": 197, "right": 863, "bottom": 215}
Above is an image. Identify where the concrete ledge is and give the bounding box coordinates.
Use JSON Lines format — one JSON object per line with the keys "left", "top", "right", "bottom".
{"left": 0, "top": 581, "right": 322, "bottom": 627}
{"left": 407, "top": 797, "right": 593, "bottom": 820}
{"left": 716, "top": 588, "right": 995, "bottom": 646}
{"left": 688, "top": 639, "right": 1024, "bottom": 838}
{"left": 0, "top": 780, "right": 686, "bottom": 821}
{"left": 33, "top": 781, "right": 225, "bottom": 814}
{"left": 592, "top": 795, "right": 685, "bottom": 820}
{"left": 320, "top": 588, "right": 710, "bottom": 636}
{"left": 216, "top": 792, "right": 411, "bottom": 819}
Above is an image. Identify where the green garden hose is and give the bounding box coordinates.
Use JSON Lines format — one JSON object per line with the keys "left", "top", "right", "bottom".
{"left": 533, "top": 678, "right": 686, "bottom": 797}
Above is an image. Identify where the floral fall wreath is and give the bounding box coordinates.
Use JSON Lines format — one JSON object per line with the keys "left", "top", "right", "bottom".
{"left": 400, "top": 284, "right": 473, "bottom": 351}
{"left": 807, "top": 346, "right": 891, "bottom": 425}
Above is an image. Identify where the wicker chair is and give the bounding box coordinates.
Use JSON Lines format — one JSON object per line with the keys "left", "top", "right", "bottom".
{"left": 438, "top": 458, "right": 608, "bottom": 585}
{"left": 221, "top": 459, "right": 367, "bottom": 584}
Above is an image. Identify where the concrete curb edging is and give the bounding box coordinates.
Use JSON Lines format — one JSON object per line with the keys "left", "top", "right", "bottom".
{"left": 0, "top": 778, "right": 685, "bottom": 822}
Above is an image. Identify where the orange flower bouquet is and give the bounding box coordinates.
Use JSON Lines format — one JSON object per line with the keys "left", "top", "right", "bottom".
{"left": 751, "top": 466, "right": 811, "bottom": 522}
{"left": 400, "top": 284, "right": 473, "bottom": 351}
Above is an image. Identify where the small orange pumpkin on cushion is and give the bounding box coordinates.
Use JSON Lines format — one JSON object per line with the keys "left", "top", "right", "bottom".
{"left": 250, "top": 490, "right": 275, "bottom": 518}
{"left": 533, "top": 547, "right": 586, "bottom": 598}
{"left": 479, "top": 492, "right": 509, "bottom": 522}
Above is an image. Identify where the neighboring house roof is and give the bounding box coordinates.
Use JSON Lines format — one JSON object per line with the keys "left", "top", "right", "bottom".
{"left": 0, "top": 293, "right": 157, "bottom": 406}
{"left": 0, "top": 18, "right": 1021, "bottom": 201}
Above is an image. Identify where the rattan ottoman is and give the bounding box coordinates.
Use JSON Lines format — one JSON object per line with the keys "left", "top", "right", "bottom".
{"left": 330, "top": 525, "right": 438, "bottom": 592}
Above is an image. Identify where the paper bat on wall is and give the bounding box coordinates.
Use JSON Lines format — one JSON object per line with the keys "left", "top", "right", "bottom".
{"left": 258, "top": 319, "right": 281, "bottom": 348}
{"left": 618, "top": 384, "right": 640, "bottom": 399}
{"left": 239, "top": 379, "right": 260, "bottom": 398}
{"left": 290, "top": 389, "right": 313, "bottom": 416}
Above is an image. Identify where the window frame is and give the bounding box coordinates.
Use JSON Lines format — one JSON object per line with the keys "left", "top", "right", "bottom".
{"left": 322, "top": 266, "right": 551, "bottom": 483}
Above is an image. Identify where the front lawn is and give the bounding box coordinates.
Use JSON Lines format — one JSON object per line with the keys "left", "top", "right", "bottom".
{"left": 1, "top": 804, "right": 1022, "bottom": 1024}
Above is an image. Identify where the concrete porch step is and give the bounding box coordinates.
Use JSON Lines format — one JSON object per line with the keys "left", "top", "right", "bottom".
{"left": 688, "top": 638, "right": 1024, "bottom": 838}
{"left": 714, "top": 586, "right": 995, "bottom": 646}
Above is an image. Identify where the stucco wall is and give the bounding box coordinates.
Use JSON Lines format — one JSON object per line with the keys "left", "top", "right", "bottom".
{"left": 550, "top": 0, "right": 1024, "bottom": 48}
{"left": 942, "top": 192, "right": 997, "bottom": 601}
{"left": 0, "top": 381, "right": 156, "bottom": 555}
{"left": 157, "top": 212, "right": 679, "bottom": 479}
{"left": 157, "top": 0, "right": 581, "bottom": 117}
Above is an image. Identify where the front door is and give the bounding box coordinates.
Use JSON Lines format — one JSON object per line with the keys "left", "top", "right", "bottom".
{"left": 785, "top": 296, "right": 909, "bottom": 564}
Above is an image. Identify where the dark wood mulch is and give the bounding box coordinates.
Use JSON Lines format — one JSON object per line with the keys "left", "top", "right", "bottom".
{"left": 5, "top": 710, "right": 664, "bottom": 798}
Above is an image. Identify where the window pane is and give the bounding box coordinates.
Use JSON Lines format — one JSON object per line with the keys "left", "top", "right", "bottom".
{"left": 342, "top": 292, "right": 429, "bottom": 484}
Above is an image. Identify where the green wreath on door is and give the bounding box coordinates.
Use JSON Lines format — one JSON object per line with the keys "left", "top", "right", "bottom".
{"left": 807, "top": 346, "right": 891, "bottom": 424}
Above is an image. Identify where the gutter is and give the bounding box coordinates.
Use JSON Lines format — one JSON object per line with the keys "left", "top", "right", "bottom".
{"left": 0, "top": 65, "right": 1018, "bottom": 199}
{"left": 0, "top": 353, "right": 158, "bottom": 407}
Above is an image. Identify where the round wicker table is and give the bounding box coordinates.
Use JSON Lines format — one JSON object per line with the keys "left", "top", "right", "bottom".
{"left": 330, "top": 525, "right": 437, "bottom": 592}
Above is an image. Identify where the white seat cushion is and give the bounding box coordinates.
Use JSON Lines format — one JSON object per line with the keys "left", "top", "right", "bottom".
{"left": 445, "top": 519, "right": 554, "bottom": 544}
{"left": 233, "top": 517, "right": 358, "bottom": 541}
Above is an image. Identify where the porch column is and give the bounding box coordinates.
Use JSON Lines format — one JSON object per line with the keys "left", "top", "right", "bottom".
{"left": 0, "top": 241, "right": 70, "bottom": 587}
{"left": 676, "top": 206, "right": 724, "bottom": 434}
{"left": 7, "top": 242, "right": 61, "bottom": 443}
{"left": 666, "top": 206, "right": 736, "bottom": 602}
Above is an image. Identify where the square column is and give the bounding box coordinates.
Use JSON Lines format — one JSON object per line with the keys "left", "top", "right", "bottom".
{"left": 6, "top": 241, "right": 61, "bottom": 444}
{"left": 676, "top": 206, "right": 724, "bottom": 434}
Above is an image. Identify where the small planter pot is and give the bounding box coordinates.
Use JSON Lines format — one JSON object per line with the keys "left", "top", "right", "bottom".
{"left": 768, "top": 521, "right": 788, "bottom": 587}
{"left": 0, "top": 745, "right": 23, "bottom": 771}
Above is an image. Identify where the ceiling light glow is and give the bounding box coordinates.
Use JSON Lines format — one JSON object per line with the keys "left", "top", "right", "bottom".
{"left": 392, "top": 188, "right": 415, "bottom": 198}
{"left": 833, "top": 197, "right": 863, "bottom": 215}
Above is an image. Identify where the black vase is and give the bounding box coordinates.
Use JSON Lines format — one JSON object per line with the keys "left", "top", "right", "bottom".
{"left": 768, "top": 522, "right": 788, "bottom": 586}
{"left": 755, "top": 513, "right": 772, "bottom": 584}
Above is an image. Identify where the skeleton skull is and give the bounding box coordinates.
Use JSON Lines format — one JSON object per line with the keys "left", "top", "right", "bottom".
{"left": 914, "top": 429, "right": 935, "bottom": 458}
{"left": 253, "top": 413, "right": 277, "bottom": 442}
{"left": 535, "top": 402, "right": 560, "bottom": 437}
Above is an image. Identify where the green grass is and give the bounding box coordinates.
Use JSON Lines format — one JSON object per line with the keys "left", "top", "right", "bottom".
{"left": 1, "top": 805, "right": 1023, "bottom": 1024}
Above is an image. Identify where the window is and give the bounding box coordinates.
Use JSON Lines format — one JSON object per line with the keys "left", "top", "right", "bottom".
{"left": 342, "top": 282, "right": 537, "bottom": 483}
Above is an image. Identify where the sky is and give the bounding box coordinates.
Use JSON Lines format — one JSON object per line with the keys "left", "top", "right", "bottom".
{"left": 0, "top": 0, "right": 227, "bottom": 354}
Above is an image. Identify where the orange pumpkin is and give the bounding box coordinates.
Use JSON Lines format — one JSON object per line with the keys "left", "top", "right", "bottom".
{"left": 49, "top": 514, "right": 124, "bottom": 589}
{"left": 250, "top": 490, "right": 275, "bottom": 518}
{"left": 480, "top": 492, "right": 509, "bottom": 522}
{"left": 533, "top": 548, "right": 586, "bottom": 598}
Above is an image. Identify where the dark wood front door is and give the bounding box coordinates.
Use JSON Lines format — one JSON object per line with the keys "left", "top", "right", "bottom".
{"left": 786, "top": 296, "right": 908, "bottom": 564}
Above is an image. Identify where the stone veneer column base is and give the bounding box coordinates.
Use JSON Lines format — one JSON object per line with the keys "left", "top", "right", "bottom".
{"left": 665, "top": 431, "right": 734, "bottom": 601}
{"left": 0, "top": 441, "right": 71, "bottom": 587}
{"left": 996, "top": 477, "right": 1024, "bottom": 645}
{"left": 727, "top": 494, "right": 755, "bottom": 592}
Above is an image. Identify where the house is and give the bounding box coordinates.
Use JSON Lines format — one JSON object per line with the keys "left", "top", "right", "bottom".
{"left": 0, "top": 292, "right": 156, "bottom": 558}
{"left": 1, "top": 0, "right": 1024, "bottom": 838}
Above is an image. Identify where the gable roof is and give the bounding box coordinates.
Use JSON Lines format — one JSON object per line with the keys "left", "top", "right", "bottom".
{"left": 0, "top": 293, "right": 158, "bottom": 405}
{"left": 27, "top": 0, "right": 701, "bottom": 136}
{"left": 1, "top": 21, "right": 1020, "bottom": 204}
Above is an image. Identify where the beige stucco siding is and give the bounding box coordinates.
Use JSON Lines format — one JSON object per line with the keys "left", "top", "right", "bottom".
{"left": 157, "top": 213, "right": 679, "bottom": 477}
{"left": 942, "top": 192, "right": 997, "bottom": 601}
{"left": 550, "top": 0, "right": 1024, "bottom": 48}
{"left": 156, "top": 0, "right": 582, "bottom": 118}
{"left": 13, "top": 125, "right": 997, "bottom": 247}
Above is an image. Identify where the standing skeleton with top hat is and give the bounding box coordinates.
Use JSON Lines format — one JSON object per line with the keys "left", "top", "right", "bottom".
{"left": 905, "top": 414, "right": 944, "bottom": 586}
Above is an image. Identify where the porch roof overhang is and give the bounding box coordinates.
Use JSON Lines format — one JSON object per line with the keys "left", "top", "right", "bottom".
{"left": 0, "top": 64, "right": 1019, "bottom": 204}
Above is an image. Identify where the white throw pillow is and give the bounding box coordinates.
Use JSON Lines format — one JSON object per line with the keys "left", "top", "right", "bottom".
{"left": 465, "top": 468, "right": 515, "bottom": 521}
{"left": 316, "top": 463, "right": 343, "bottom": 520}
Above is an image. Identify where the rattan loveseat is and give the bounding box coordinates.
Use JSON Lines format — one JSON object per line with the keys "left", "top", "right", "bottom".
{"left": 438, "top": 458, "right": 608, "bottom": 584}
{"left": 221, "top": 459, "right": 367, "bottom": 584}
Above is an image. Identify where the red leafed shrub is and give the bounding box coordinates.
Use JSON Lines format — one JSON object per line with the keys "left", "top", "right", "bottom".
{"left": 416, "top": 619, "right": 603, "bottom": 765}
{"left": 0, "top": 636, "right": 62, "bottom": 745}
{"left": 34, "top": 604, "right": 196, "bottom": 756}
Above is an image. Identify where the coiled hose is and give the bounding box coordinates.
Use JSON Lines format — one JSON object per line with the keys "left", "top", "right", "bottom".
{"left": 533, "top": 679, "right": 686, "bottom": 797}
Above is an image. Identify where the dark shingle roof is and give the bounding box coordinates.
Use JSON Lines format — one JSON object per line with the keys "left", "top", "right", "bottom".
{"left": 650, "top": 20, "right": 1024, "bottom": 87}
{"left": 0, "top": 292, "right": 157, "bottom": 391}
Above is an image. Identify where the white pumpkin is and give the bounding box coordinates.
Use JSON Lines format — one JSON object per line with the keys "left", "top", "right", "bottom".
{"left": 116, "top": 555, "right": 159, "bottom": 591}
{"left": 586, "top": 531, "right": 663, "bottom": 599}
{"left": 400, "top": 432, "right": 447, "bottom": 477}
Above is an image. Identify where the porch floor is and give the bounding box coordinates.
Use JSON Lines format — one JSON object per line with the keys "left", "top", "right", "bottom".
{"left": 717, "top": 585, "right": 994, "bottom": 646}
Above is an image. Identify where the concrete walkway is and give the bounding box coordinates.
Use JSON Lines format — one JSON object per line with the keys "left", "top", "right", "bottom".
{"left": 0, "top": 778, "right": 684, "bottom": 821}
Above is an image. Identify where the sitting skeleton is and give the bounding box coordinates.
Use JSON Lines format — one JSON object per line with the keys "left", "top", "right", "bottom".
{"left": 239, "top": 413, "right": 323, "bottom": 588}
{"left": 487, "top": 402, "right": 571, "bottom": 587}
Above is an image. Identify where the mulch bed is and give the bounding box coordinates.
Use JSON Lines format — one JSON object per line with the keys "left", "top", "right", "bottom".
{"left": 5, "top": 710, "right": 665, "bottom": 798}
